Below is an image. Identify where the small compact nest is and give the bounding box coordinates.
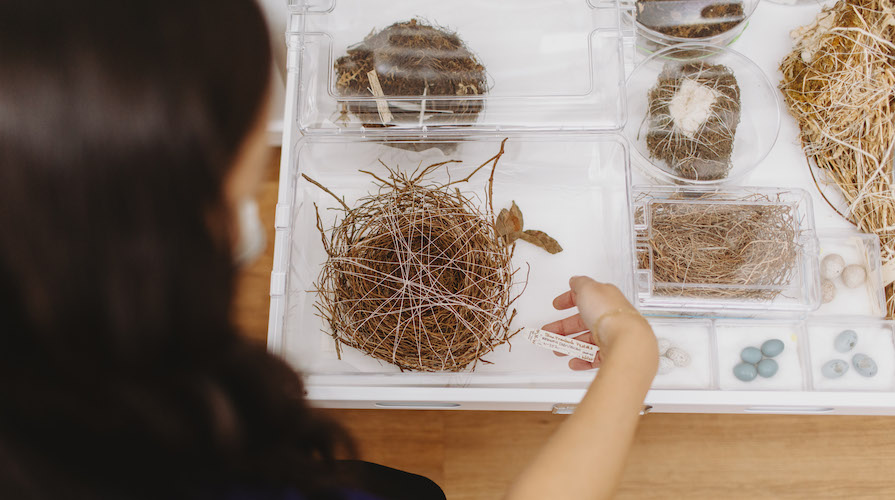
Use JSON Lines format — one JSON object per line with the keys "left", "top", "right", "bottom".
{"left": 308, "top": 142, "right": 520, "bottom": 372}
{"left": 635, "top": 0, "right": 746, "bottom": 39}
{"left": 637, "top": 193, "right": 801, "bottom": 300}
{"left": 334, "top": 18, "right": 488, "bottom": 126}
{"left": 646, "top": 62, "right": 741, "bottom": 181}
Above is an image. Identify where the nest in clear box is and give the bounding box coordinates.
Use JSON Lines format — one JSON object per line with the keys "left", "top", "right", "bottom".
{"left": 308, "top": 141, "right": 521, "bottom": 372}
{"left": 646, "top": 62, "right": 741, "bottom": 181}
{"left": 334, "top": 18, "right": 488, "bottom": 127}
{"left": 637, "top": 193, "right": 801, "bottom": 300}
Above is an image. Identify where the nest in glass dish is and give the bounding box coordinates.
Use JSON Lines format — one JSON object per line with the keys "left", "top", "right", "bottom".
{"left": 645, "top": 62, "right": 741, "bottom": 181}
{"left": 334, "top": 18, "right": 487, "bottom": 129}
{"left": 635, "top": 0, "right": 746, "bottom": 39}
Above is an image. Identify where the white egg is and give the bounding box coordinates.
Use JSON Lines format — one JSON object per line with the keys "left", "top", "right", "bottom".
{"left": 657, "top": 337, "right": 672, "bottom": 356}
{"left": 841, "top": 264, "right": 867, "bottom": 288}
{"left": 665, "top": 347, "right": 691, "bottom": 368}
{"left": 658, "top": 356, "right": 675, "bottom": 375}
{"left": 821, "top": 279, "right": 836, "bottom": 304}
{"left": 820, "top": 253, "right": 845, "bottom": 280}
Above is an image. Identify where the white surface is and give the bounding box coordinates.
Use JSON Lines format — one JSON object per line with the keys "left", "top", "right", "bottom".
{"left": 268, "top": 1, "right": 895, "bottom": 412}
{"left": 807, "top": 320, "right": 895, "bottom": 391}
{"left": 715, "top": 321, "right": 806, "bottom": 391}
{"left": 650, "top": 319, "right": 715, "bottom": 390}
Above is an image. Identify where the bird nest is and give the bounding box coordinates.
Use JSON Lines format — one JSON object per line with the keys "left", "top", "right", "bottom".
{"left": 334, "top": 18, "right": 487, "bottom": 127}
{"left": 638, "top": 193, "right": 801, "bottom": 299}
{"left": 779, "top": 0, "right": 895, "bottom": 316}
{"left": 305, "top": 140, "right": 522, "bottom": 372}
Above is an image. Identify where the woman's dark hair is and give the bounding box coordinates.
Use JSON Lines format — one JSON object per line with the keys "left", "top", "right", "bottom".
{"left": 0, "top": 1, "right": 349, "bottom": 498}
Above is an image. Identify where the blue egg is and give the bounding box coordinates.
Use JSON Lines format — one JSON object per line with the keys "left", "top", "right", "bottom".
{"left": 757, "top": 358, "right": 779, "bottom": 378}
{"left": 740, "top": 346, "right": 763, "bottom": 364}
{"left": 761, "top": 339, "right": 785, "bottom": 358}
{"left": 733, "top": 362, "right": 758, "bottom": 382}
{"left": 834, "top": 330, "right": 858, "bottom": 353}
{"left": 852, "top": 353, "right": 878, "bottom": 378}
{"left": 821, "top": 359, "right": 849, "bottom": 379}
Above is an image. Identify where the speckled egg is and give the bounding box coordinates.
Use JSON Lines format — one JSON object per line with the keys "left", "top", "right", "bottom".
{"left": 852, "top": 353, "right": 878, "bottom": 377}
{"left": 665, "top": 347, "right": 690, "bottom": 368}
{"left": 821, "top": 359, "right": 849, "bottom": 379}
{"left": 657, "top": 337, "right": 672, "bottom": 356}
{"left": 757, "top": 358, "right": 779, "bottom": 378}
{"left": 834, "top": 329, "right": 858, "bottom": 353}
{"left": 733, "top": 362, "right": 758, "bottom": 382}
{"left": 760, "top": 339, "right": 785, "bottom": 358}
{"left": 821, "top": 279, "right": 836, "bottom": 304}
{"left": 657, "top": 356, "right": 675, "bottom": 375}
{"left": 740, "top": 346, "right": 763, "bottom": 364}
{"left": 841, "top": 264, "right": 867, "bottom": 288}
{"left": 821, "top": 253, "right": 845, "bottom": 280}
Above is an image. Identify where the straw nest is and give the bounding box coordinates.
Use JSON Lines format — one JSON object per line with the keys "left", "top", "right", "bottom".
{"left": 779, "top": 0, "right": 895, "bottom": 316}
{"left": 306, "top": 140, "right": 521, "bottom": 372}
{"left": 638, "top": 193, "right": 801, "bottom": 299}
{"left": 334, "top": 18, "right": 487, "bottom": 126}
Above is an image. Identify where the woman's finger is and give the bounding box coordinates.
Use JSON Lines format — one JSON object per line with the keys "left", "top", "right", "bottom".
{"left": 542, "top": 314, "right": 588, "bottom": 336}
{"left": 552, "top": 289, "right": 576, "bottom": 310}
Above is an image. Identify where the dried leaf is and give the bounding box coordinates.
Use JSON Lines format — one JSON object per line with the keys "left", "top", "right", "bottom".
{"left": 495, "top": 201, "right": 524, "bottom": 237}
{"left": 509, "top": 201, "right": 524, "bottom": 232}
{"left": 505, "top": 231, "right": 523, "bottom": 244}
{"left": 496, "top": 209, "right": 513, "bottom": 236}
{"left": 519, "top": 230, "right": 563, "bottom": 254}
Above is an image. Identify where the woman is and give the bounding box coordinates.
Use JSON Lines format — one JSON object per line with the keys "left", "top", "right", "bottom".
{"left": 0, "top": 1, "right": 657, "bottom": 499}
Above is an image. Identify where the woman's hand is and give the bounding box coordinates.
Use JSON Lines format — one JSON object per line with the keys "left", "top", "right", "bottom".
{"left": 542, "top": 276, "right": 656, "bottom": 371}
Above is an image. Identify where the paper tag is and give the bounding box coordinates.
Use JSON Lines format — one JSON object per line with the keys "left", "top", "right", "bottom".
{"left": 525, "top": 328, "right": 597, "bottom": 363}
{"left": 366, "top": 70, "right": 394, "bottom": 124}
{"left": 882, "top": 259, "right": 895, "bottom": 286}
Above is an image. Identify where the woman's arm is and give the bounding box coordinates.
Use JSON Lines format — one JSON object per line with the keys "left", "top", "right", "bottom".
{"left": 505, "top": 277, "right": 658, "bottom": 500}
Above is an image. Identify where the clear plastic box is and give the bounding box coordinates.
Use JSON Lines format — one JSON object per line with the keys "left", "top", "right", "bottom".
{"left": 632, "top": 186, "right": 821, "bottom": 317}
{"left": 271, "top": 133, "right": 634, "bottom": 387}
{"left": 287, "top": 0, "right": 627, "bottom": 134}
{"left": 815, "top": 231, "right": 886, "bottom": 317}
{"left": 805, "top": 318, "right": 895, "bottom": 391}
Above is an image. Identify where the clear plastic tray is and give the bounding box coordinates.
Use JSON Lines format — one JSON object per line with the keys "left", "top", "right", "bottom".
{"left": 714, "top": 320, "right": 807, "bottom": 391}
{"left": 287, "top": 0, "right": 626, "bottom": 134}
{"left": 632, "top": 186, "right": 821, "bottom": 317}
{"left": 815, "top": 231, "right": 886, "bottom": 317}
{"left": 274, "top": 133, "right": 634, "bottom": 387}
{"left": 805, "top": 318, "right": 895, "bottom": 392}
{"left": 650, "top": 318, "right": 716, "bottom": 389}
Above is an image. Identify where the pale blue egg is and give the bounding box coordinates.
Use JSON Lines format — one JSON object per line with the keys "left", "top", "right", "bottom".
{"left": 834, "top": 330, "right": 858, "bottom": 353}
{"left": 761, "top": 339, "right": 785, "bottom": 358}
{"left": 757, "top": 358, "right": 778, "bottom": 378}
{"left": 733, "top": 362, "right": 758, "bottom": 382}
{"left": 740, "top": 346, "right": 762, "bottom": 364}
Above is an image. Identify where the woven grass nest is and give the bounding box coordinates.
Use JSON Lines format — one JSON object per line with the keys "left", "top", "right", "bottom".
{"left": 306, "top": 140, "right": 522, "bottom": 372}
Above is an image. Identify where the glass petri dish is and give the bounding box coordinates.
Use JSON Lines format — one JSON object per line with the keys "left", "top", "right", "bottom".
{"left": 624, "top": 43, "right": 781, "bottom": 185}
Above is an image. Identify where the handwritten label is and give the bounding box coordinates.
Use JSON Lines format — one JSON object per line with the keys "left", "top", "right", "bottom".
{"left": 882, "top": 259, "right": 895, "bottom": 286}
{"left": 525, "top": 328, "right": 597, "bottom": 363}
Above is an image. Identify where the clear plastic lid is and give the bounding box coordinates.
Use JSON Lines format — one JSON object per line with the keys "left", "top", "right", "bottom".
{"left": 632, "top": 186, "right": 821, "bottom": 316}
{"left": 287, "top": 0, "right": 627, "bottom": 134}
